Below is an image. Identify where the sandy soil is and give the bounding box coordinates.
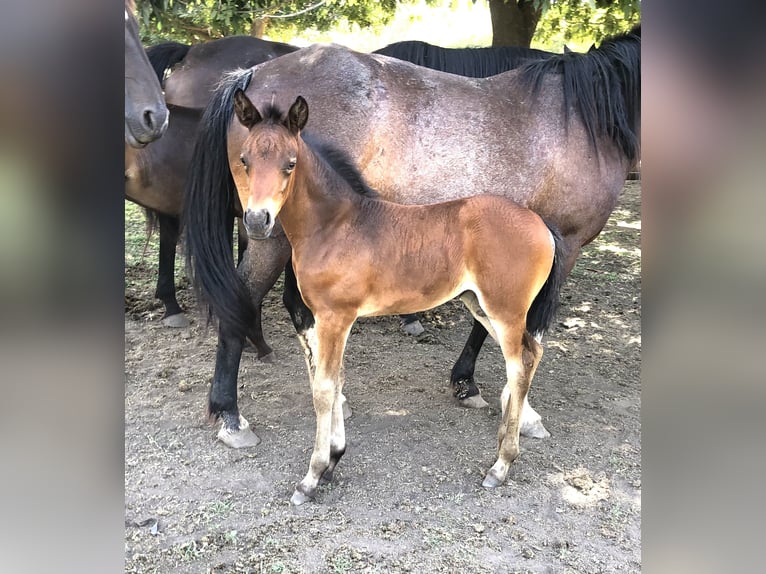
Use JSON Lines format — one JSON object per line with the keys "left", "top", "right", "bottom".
{"left": 125, "top": 180, "right": 640, "bottom": 573}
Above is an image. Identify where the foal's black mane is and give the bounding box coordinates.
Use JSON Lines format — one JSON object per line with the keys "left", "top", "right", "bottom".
{"left": 373, "top": 40, "right": 556, "bottom": 78}
{"left": 256, "top": 103, "right": 378, "bottom": 199}
{"left": 302, "top": 133, "right": 379, "bottom": 199}
{"left": 518, "top": 25, "right": 641, "bottom": 162}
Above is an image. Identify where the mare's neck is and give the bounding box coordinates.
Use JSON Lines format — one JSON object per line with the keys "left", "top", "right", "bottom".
{"left": 277, "top": 142, "right": 360, "bottom": 248}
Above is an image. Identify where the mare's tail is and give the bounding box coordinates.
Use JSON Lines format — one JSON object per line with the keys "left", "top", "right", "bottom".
{"left": 182, "top": 68, "right": 255, "bottom": 337}
{"left": 526, "top": 221, "right": 566, "bottom": 337}
{"left": 146, "top": 41, "right": 191, "bottom": 85}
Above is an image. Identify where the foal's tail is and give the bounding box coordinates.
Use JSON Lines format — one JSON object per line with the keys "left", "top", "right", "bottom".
{"left": 145, "top": 41, "right": 191, "bottom": 85}
{"left": 526, "top": 222, "right": 566, "bottom": 337}
{"left": 182, "top": 68, "right": 255, "bottom": 338}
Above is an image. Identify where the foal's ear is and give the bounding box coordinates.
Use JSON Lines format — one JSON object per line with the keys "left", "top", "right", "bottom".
{"left": 287, "top": 96, "right": 308, "bottom": 134}
{"left": 233, "top": 88, "right": 261, "bottom": 129}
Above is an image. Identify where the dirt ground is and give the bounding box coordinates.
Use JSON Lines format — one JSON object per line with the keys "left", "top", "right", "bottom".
{"left": 125, "top": 180, "right": 640, "bottom": 573}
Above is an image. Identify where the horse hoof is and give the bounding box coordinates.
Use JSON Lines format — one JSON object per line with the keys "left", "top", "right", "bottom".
{"left": 162, "top": 313, "right": 189, "bottom": 328}
{"left": 257, "top": 351, "right": 276, "bottom": 364}
{"left": 342, "top": 401, "right": 352, "bottom": 420}
{"left": 217, "top": 419, "right": 262, "bottom": 449}
{"left": 290, "top": 489, "right": 314, "bottom": 506}
{"left": 401, "top": 320, "right": 425, "bottom": 336}
{"left": 482, "top": 473, "right": 504, "bottom": 489}
{"left": 520, "top": 418, "right": 550, "bottom": 439}
{"left": 459, "top": 394, "right": 489, "bottom": 409}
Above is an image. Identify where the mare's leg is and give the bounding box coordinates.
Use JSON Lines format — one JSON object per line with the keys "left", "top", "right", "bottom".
{"left": 283, "top": 261, "right": 352, "bottom": 420}
{"left": 399, "top": 313, "right": 424, "bottom": 336}
{"left": 156, "top": 214, "right": 189, "bottom": 327}
{"left": 483, "top": 330, "right": 543, "bottom": 488}
{"left": 210, "top": 234, "right": 291, "bottom": 448}
{"left": 291, "top": 314, "right": 353, "bottom": 505}
{"left": 450, "top": 319, "right": 489, "bottom": 408}
{"left": 455, "top": 301, "right": 549, "bottom": 437}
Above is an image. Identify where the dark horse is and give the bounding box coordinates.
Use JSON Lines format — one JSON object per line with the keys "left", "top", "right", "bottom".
{"left": 125, "top": 104, "right": 204, "bottom": 327}
{"left": 123, "top": 38, "right": 298, "bottom": 331}
{"left": 183, "top": 26, "right": 640, "bottom": 448}
{"left": 231, "top": 92, "right": 564, "bottom": 503}
{"left": 124, "top": 0, "right": 167, "bottom": 147}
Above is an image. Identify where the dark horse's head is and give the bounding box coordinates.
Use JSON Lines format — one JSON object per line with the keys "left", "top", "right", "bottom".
{"left": 124, "top": 0, "right": 168, "bottom": 147}
{"left": 232, "top": 89, "right": 308, "bottom": 239}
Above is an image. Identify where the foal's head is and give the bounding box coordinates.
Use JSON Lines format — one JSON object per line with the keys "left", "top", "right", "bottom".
{"left": 232, "top": 89, "right": 308, "bottom": 239}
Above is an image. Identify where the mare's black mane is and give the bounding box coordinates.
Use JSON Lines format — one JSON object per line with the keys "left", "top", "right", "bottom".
{"left": 518, "top": 25, "right": 641, "bottom": 162}
{"left": 373, "top": 40, "right": 556, "bottom": 78}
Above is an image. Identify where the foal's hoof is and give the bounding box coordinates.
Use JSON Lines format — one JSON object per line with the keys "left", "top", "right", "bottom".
{"left": 290, "top": 489, "right": 314, "bottom": 506}
{"left": 520, "top": 418, "right": 550, "bottom": 439}
{"left": 217, "top": 416, "right": 262, "bottom": 449}
{"left": 162, "top": 313, "right": 190, "bottom": 328}
{"left": 401, "top": 320, "right": 425, "bottom": 336}
{"left": 459, "top": 394, "right": 489, "bottom": 409}
{"left": 482, "top": 472, "right": 505, "bottom": 489}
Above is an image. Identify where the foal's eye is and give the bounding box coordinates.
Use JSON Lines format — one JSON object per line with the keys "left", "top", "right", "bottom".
{"left": 285, "top": 158, "right": 297, "bottom": 173}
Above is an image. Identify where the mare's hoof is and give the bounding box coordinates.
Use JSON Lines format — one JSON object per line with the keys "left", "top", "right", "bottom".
{"left": 342, "top": 401, "right": 352, "bottom": 420}
{"left": 482, "top": 473, "right": 504, "bottom": 489}
{"left": 290, "top": 489, "right": 314, "bottom": 506}
{"left": 217, "top": 417, "right": 262, "bottom": 449}
{"left": 520, "top": 418, "right": 550, "bottom": 439}
{"left": 162, "top": 313, "right": 189, "bottom": 328}
{"left": 459, "top": 394, "right": 489, "bottom": 409}
{"left": 257, "top": 351, "right": 276, "bottom": 364}
{"left": 401, "top": 320, "right": 425, "bottom": 336}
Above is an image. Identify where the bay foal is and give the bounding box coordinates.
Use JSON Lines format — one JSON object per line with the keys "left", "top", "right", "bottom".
{"left": 232, "top": 91, "right": 564, "bottom": 504}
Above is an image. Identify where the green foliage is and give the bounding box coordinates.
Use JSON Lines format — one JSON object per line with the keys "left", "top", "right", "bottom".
{"left": 534, "top": 0, "right": 640, "bottom": 50}
{"left": 136, "top": 0, "right": 403, "bottom": 44}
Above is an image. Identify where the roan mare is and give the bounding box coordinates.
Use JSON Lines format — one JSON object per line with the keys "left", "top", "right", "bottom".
{"left": 183, "top": 26, "right": 640, "bottom": 449}
{"left": 124, "top": 0, "right": 167, "bottom": 147}
{"left": 129, "top": 35, "right": 558, "bottom": 336}
{"left": 231, "top": 91, "right": 565, "bottom": 503}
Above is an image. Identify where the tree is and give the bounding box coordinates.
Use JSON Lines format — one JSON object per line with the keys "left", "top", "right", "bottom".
{"left": 135, "top": 0, "right": 402, "bottom": 44}
{"left": 489, "top": 0, "right": 641, "bottom": 48}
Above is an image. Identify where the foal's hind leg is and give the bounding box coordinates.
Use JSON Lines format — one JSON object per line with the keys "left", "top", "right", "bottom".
{"left": 450, "top": 318, "right": 550, "bottom": 438}
{"left": 483, "top": 330, "right": 543, "bottom": 488}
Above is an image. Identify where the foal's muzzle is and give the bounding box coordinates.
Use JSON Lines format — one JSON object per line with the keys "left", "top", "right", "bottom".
{"left": 243, "top": 208, "right": 274, "bottom": 239}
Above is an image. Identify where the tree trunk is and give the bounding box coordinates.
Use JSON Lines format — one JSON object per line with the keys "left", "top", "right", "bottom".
{"left": 250, "top": 17, "right": 269, "bottom": 38}
{"left": 488, "top": 0, "right": 542, "bottom": 47}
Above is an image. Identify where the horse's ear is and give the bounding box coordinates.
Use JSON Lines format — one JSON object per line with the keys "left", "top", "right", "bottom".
{"left": 233, "top": 88, "right": 261, "bottom": 129}
{"left": 287, "top": 96, "right": 308, "bottom": 134}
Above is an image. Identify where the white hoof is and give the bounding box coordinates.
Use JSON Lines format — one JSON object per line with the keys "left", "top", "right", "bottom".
{"left": 290, "top": 489, "right": 313, "bottom": 506}
{"left": 162, "top": 313, "right": 189, "bottom": 328}
{"left": 217, "top": 416, "right": 262, "bottom": 448}
{"left": 459, "top": 394, "right": 489, "bottom": 409}
{"left": 520, "top": 398, "right": 550, "bottom": 438}
{"left": 401, "top": 320, "right": 425, "bottom": 336}
{"left": 341, "top": 398, "right": 352, "bottom": 420}
{"left": 519, "top": 418, "right": 550, "bottom": 439}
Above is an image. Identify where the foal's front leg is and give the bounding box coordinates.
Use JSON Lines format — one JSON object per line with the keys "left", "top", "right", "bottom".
{"left": 291, "top": 315, "right": 353, "bottom": 505}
